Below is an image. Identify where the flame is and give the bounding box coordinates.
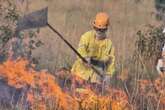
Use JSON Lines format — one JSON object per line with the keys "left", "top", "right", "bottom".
{"left": 0, "top": 58, "right": 131, "bottom": 110}
{"left": 0, "top": 58, "right": 78, "bottom": 110}
{"left": 138, "top": 75, "right": 165, "bottom": 107}
{"left": 75, "top": 88, "right": 130, "bottom": 110}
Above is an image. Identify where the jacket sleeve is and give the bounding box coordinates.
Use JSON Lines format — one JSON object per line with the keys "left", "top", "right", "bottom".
{"left": 106, "top": 46, "right": 115, "bottom": 76}
{"left": 100, "top": 40, "right": 115, "bottom": 76}
{"left": 77, "top": 33, "right": 89, "bottom": 58}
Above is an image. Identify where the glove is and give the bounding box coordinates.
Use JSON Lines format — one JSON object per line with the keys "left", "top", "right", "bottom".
{"left": 90, "top": 58, "right": 105, "bottom": 69}
{"left": 160, "top": 67, "right": 165, "bottom": 73}
{"left": 85, "top": 57, "right": 91, "bottom": 64}
{"left": 84, "top": 57, "right": 92, "bottom": 68}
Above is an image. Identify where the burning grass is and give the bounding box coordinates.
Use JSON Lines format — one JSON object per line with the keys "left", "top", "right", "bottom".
{"left": 1, "top": 58, "right": 165, "bottom": 110}
{"left": 137, "top": 76, "right": 165, "bottom": 110}
{"left": 0, "top": 58, "right": 131, "bottom": 110}
{"left": 0, "top": 59, "right": 77, "bottom": 110}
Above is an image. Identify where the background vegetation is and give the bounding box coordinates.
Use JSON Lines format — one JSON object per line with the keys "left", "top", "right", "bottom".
{"left": 19, "top": 0, "right": 159, "bottom": 72}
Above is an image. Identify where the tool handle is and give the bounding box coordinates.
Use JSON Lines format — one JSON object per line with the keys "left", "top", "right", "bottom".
{"left": 47, "top": 23, "right": 103, "bottom": 78}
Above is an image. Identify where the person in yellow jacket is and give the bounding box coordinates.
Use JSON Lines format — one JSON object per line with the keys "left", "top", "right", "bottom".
{"left": 71, "top": 12, "right": 115, "bottom": 84}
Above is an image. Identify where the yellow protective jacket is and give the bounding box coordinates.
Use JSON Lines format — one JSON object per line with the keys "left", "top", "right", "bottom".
{"left": 71, "top": 30, "right": 115, "bottom": 83}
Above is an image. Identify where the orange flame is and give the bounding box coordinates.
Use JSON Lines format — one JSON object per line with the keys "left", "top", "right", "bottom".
{"left": 138, "top": 76, "right": 165, "bottom": 107}
{"left": 0, "top": 58, "right": 78, "bottom": 110}
{"left": 0, "top": 58, "right": 131, "bottom": 110}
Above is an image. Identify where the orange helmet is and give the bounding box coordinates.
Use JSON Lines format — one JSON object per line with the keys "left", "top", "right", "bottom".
{"left": 92, "top": 12, "right": 109, "bottom": 29}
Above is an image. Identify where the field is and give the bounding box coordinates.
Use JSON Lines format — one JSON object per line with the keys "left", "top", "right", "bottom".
{"left": 24, "top": 0, "right": 158, "bottom": 71}
{"left": 0, "top": 0, "right": 165, "bottom": 110}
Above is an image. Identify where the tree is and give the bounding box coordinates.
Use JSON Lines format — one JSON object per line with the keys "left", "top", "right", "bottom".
{"left": 0, "top": 0, "right": 43, "bottom": 62}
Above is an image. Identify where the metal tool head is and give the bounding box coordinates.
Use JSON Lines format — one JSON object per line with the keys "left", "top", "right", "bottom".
{"left": 16, "top": 7, "right": 48, "bottom": 31}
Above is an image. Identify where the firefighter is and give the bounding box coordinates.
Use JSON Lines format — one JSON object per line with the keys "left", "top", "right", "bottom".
{"left": 156, "top": 28, "right": 165, "bottom": 77}
{"left": 71, "top": 12, "right": 115, "bottom": 85}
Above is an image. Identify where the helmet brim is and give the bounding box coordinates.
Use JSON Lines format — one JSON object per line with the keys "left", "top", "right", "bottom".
{"left": 92, "top": 21, "right": 108, "bottom": 29}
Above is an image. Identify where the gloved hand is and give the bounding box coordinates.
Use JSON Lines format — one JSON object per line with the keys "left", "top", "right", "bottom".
{"left": 84, "top": 57, "right": 92, "bottom": 67}
{"left": 160, "top": 67, "right": 165, "bottom": 73}
{"left": 85, "top": 57, "right": 91, "bottom": 64}
{"left": 103, "top": 56, "right": 112, "bottom": 65}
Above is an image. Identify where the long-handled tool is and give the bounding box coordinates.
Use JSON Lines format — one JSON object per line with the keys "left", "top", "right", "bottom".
{"left": 16, "top": 7, "right": 104, "bottom": 78}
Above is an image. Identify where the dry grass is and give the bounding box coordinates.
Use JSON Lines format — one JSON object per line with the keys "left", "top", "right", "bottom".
{"left": 0, "top": 58, "right": 164, "bottom": 110}
{"left": 14, "top": 0, "right": 159, "bottom": 72}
